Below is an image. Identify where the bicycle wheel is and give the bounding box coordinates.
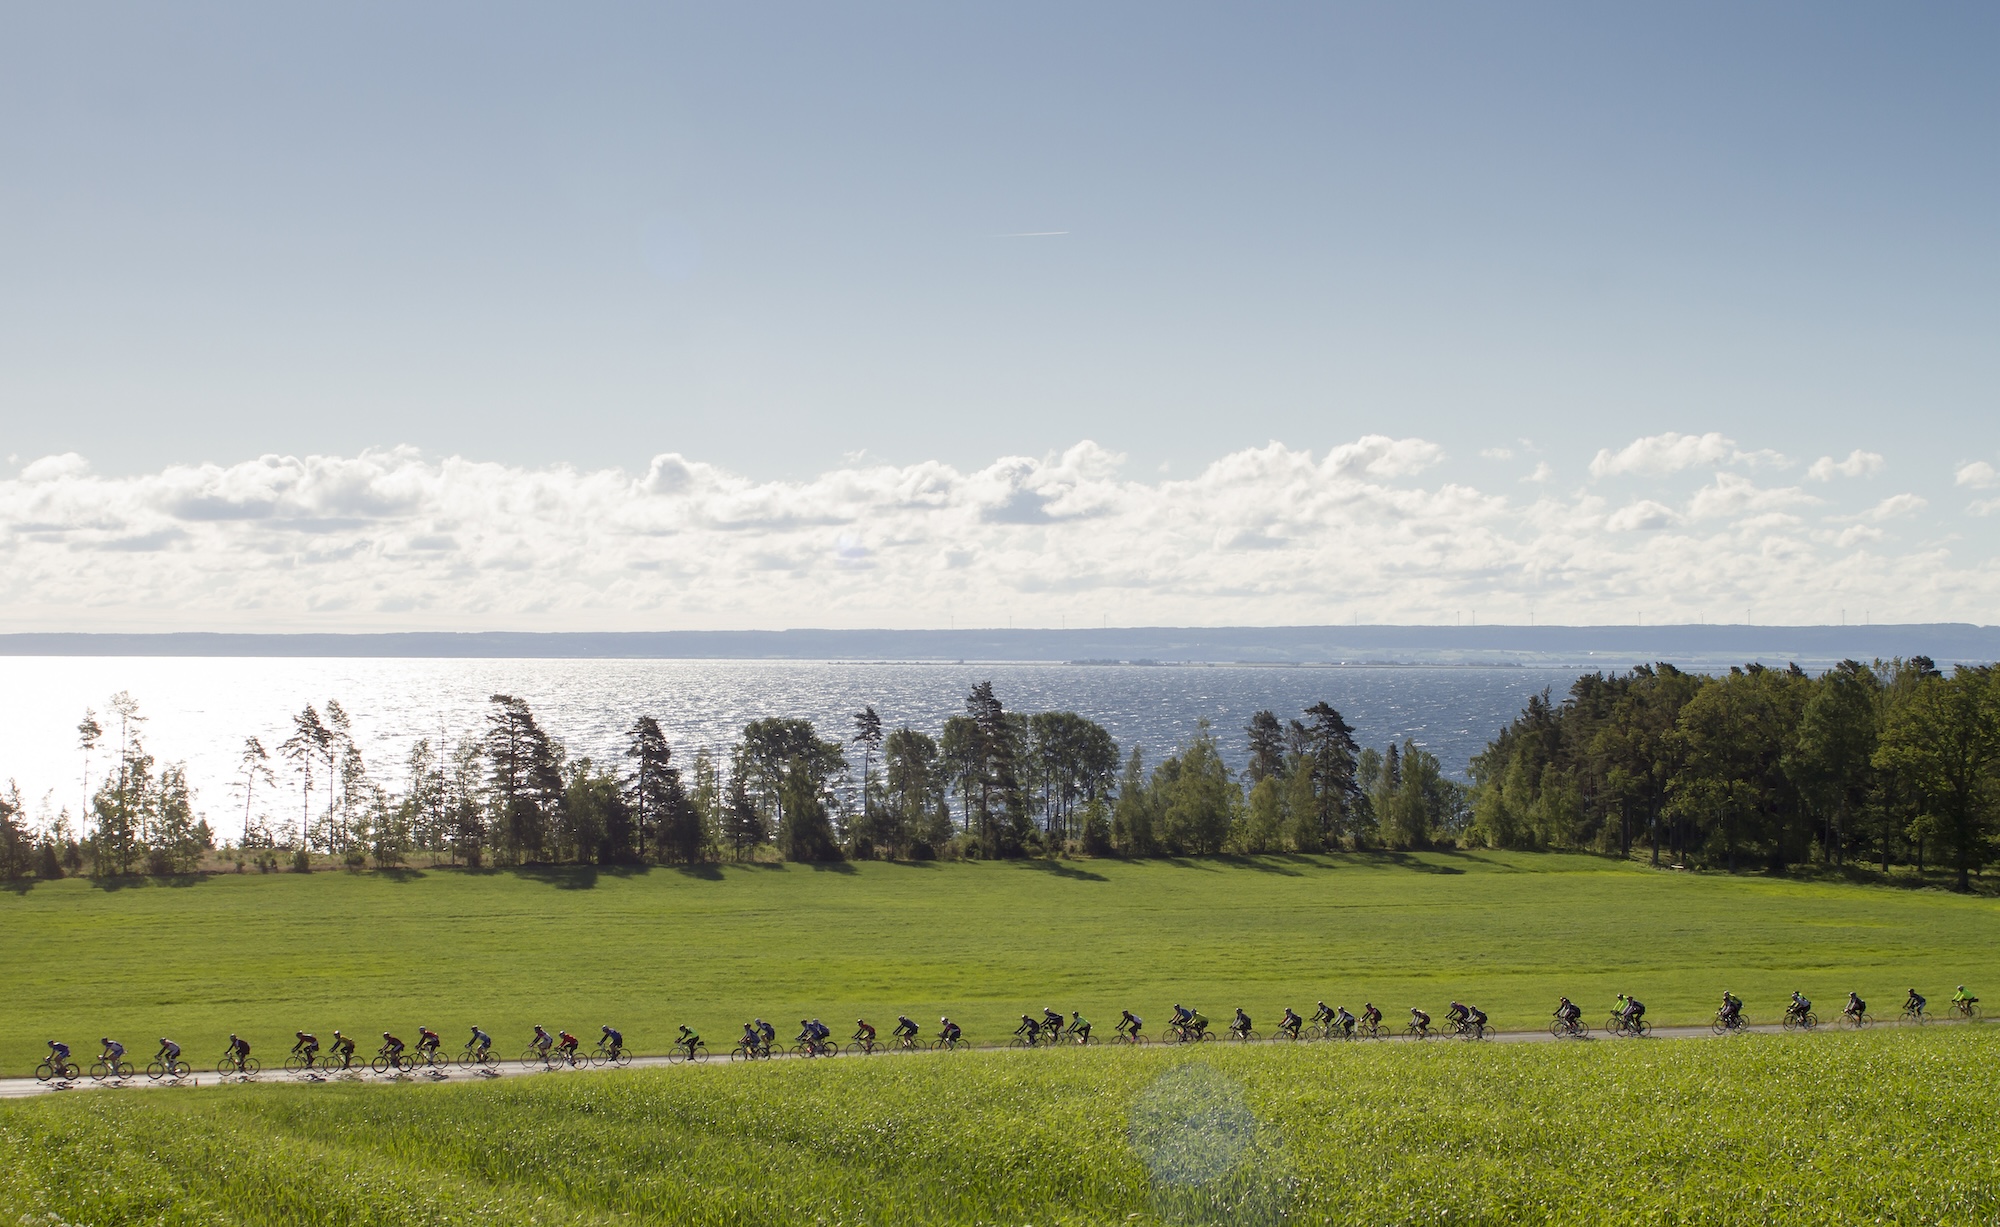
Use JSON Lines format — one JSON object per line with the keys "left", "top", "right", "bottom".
{"left": 1233, "top": 1030, "right": 1260, "bottom": 1043}
{"left": 217, "top": 1057, "right": 239, "bottom": 1076}
{"left": 1009, "top": 1036, "right": 1034, "bottom": 1050}
{"left": 1802, "top": 1012, "right": 1818, "bottom": 1031}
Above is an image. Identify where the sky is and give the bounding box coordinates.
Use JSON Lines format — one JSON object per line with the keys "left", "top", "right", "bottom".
{"left": 1, "top": 2, "right": 1996, "bottom": 631}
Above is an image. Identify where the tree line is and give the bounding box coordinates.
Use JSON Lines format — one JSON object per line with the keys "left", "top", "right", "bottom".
{"left": 0, "top": 681, "right": 1470, "bottom": 878}
{"left": 1468, "top": 657, "right": 2000, "bottom": 890}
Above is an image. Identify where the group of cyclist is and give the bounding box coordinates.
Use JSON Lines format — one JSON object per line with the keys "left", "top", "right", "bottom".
{"left": 35, "top": 984, "right": 1983, "bottom": 1082}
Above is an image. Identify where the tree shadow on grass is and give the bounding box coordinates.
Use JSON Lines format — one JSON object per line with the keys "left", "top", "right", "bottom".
{"left": 1361, "top": 851, "right": 1465, "bottom": 876}
{"left": 1018, "top": 858, "right": 1109, "bottom": 883}
{"left": 509, "top": 864, "right": 600, "bottom": 890}
{"left": 882, "top": 857, "right": 943, "bottom": 870}
{"left": 674, "top": 862, "right": 724, "bottom": 881}
{"left": 806, "top": 859, "right": 858, "bottom": 874}
{"left": 1, "top": 878, "right": 40, "bottom": 895}
{"left": 1211, "top": 855, "right": 1303, "bottom": 877}
{"left": 84, "top": 873, "right": 209, "bottom": 892}
{"left": 1158, "top": 858, "right": 1222, "bottom": 873}
{"left": 370, "top": 867, "right": 428, "bottom": 883}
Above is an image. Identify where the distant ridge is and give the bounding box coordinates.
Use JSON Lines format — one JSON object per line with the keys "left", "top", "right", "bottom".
{"left": 1, "top": 625, "right": 1995, "bottom": 667}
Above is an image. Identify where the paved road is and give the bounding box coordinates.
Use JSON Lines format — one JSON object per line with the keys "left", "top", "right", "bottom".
{"left": 1, "top": 1016, "right": 1979, "bottom": 1101}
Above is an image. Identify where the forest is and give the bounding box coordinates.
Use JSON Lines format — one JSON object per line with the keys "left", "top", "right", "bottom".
{"left": 1, "top": 657, "right": 1993, "bottom": 889}
{"left": 0, "top": 681, "right": 1462, "bottom": 876}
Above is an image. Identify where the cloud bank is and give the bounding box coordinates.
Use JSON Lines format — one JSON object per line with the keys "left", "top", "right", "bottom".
{"left": 0, "top": 435, "right": 1988, "bottom": 630}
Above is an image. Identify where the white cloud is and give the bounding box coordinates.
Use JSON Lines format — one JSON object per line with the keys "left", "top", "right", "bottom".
{"left": 1864, "top": 493, "right": 1927, "bottom": 521}
{"left": 1480, "top": 447, "right": 1514, "bottom": 461}
{"left": 1521, "top": 462, "right": 1554, "bottom": 484}
{"left": 1807, "top": 450, "right": 1884, "bottom": 481}
{"left": 1589, "top": 432, "right": 1786, "bottom": 479}
{"left": 1955, "top": 460, "right": 1997, "bottom": 489}
{"left": 0, "top": 437, "right": 1992, "bottom": 631}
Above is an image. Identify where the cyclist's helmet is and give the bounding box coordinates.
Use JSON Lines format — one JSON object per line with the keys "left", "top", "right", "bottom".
{"left": 940, "top": 1016, "right": 949, "bottom": 1024}
{"left": 1072, "top": 1010, "right": 1081, "bottom": 1018}
{"left": 229, "top": 1033, "right": 238, "bottom": 1041}
{"left": 1959, "top": 985, "right": 1966, "bottom": 991}
{"left": 333, "top": 1030, "right": 344, "bottom": 1037}
{"left": 856, "top": 1018, "right": 866, "bottom": 1026}
{"left": 295, "top": 1030, "right": 306, "bottom": 1037}
{"left": 382, "top": 1032, "right": 392, "bottom": 1039}
{"left": 602, "top": 1025, "right": 613, "bottom": 1034}
{"left": 100, "top": 1037, "right": 111, "bottom": 1045}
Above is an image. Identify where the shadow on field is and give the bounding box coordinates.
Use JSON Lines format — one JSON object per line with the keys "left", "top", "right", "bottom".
{"left": 0, "top": 878, "right": 39, "bottom": 896}
{"left": 1019, "top": 858, "right": 1108, "bottom": 883}
{"left": 1212, "top": 855, "right": 1303, "bottom": 877}
{"left": 372, "top": 868, "right": 428, "bottom": 882}
{"left": 1159, "top": 858, "right": 1221, "bottom": 873}
{"left": 81, "top": 873, "right": 211, "bottom": 892}
{"left": 1367, "top": 852, "right": 1465, "bottom": 875}
{"left": 510, "top": 865, "right": 602, "bottom": 890}
{"left": 675, "top": 863, "right": 725, "bottom": 881}
{"left": 806, "top": 860, "right": 858, "bottom": 875}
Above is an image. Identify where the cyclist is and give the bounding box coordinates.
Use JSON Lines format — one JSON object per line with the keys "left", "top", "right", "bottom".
{"left": 756, "top": 1019, "right": 777, "bottom": 1050}
{"left": 853, "top": 1018, "right": 877, "bottom": 1048}
{"left": 331, "top": 1030, "right": 358, "bottom": 1067}
{"left": 938, "top": 1016, "right": 961, "bottom": 1045}
{"left": 156, "top": 1036, "right": 182, "bottom": 1067}
{"left": 1408, "top": 1007, "right": 1431, "bottom": 1038}
{"left": 1117, "top": 1009, "right": 1144, "bottom": 1039}
{"left": 380, "top": 1032, "right": 406, "bottom": 1067}
{"left": 1312, "top": 1001, "right": 1335, "bottom": 1029}
{"left": 1555, "top": 997, "right": 1581, "bottom": 1025}
{"left": 1720, "top": 991, "right": 1743, "bottom": 1025}
{"left": 1069, "top": 1011, "right": 1092, "bottom": 1044}
{"left": 1361, "top": 1003, "right": 1382, "bottom": 1033}
{"left": 893, "top": 1015, "right": 920, "bottom": 1046}
{"left": 1171, "top": 1003, "right": 1193, "bottom": 1033}
{"left": 417, "top": 1027, "right": 442, "bottom": 1058}
{"left": 601, "top": 1025, "right": 624, "bottom": 1058}
{"left": 795, "top": 1018, "right": 818, "bottom": 1049}
{"left": 739, "top": 1022, "right": 763, "bottom": 1054}
{"left": 810, "top": 1018, "right": 831, "bottom": 1046}
{"left": 1953, "top": 985, "right": 1979, "bottom": 1014}
{"left": 1230, "top": 1008, "right": 1253, "bottom": 1039}
{"left": 469, "top": 1026, "right": 493, "bottom": 1059}
{"left": 1445, "top": 1001, "right": 1469, "bottom": 1030}
{"left": 292, "top": 1031, "right": 320, "bottom": 1063}
{"left": 1465, "top": 1003, "right": 1488, "bottom": 1032}
{"left": 675, "top": 1024, "right": 701, "bottom": 1057}
{"left": 1844, "top": 992, "right": 1866, "bottom": 1023}
{"left": 100, "top": 1036, "right": 127, "bottom": 1065}
{"left": 47, "top": 1039, "right": 72, "bottom": 1067}
{"left": 1041, "top": 1006, "right": 1065, "bottom": 1040}
{"left": 531, "top": 1025, "right": 554, "bottom": 1055}
{"left": 1613, "top": 992, "right": 1630, "bottom": 1022}
{"left": 228, "top": 1033, "right": 252, "bottom": 1070}
{"left": 1905, "top": 988, "right": 1926, "bottom": 1019}
{"left": 1334, "top": 1005, "right": 1357, "bottom": 1037}
{"left": 1186, "top": 1008, "right": 1210, "bottom": 1039}
{"left": 1014, "top": 1013, "right": 1042, "bottom": 1045}
{"left": 1279, "top": 1007, "right": 1303, "bottom": 1040}
{"left": 557, "top": 1030, "right": 581, "bottom": 1060}
{"left": 1786, "top": 991, "right": 1811, "bottom": 1022}
{"left": 1620, "top": 995, "right": 1646, "bottom": 1027}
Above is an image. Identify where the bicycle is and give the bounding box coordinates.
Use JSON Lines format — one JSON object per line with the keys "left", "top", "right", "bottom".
{"left": 1165, "top": 1022, "right": 1211, "bottom": 1044}
{"left": 89, "top": 1056, "right": 134, "bottom": 1081}
{"left": 929, "top": 1034, "right": 968, "bottom": 1051}
{"left": 1711, "top": 1010, "right": 1749, "bottom": 1036}
{"left": 1008, "top": 1029, "right": 1042, "bottom": 1051}
{"left": 1781, "top": 1008, "right": 1818, "bottom": 1034}
{"left": 669, "top": 1038, "right": 708, "bottom": 1064}
{"left": 146, "top": 1056, "right": 192, "bottom": 1081}
{"left": 1355, "top": 1018, "right": 1383, "bottom": 1040}
{"left": 283, "top": 1049, "right": 325, "bottom": 1075}
{"left": 790, "top": 1037, "right": 838, "bottom": 1059}
{"left": 1549, "top": 1014, "right": 1586, "bottom": 1039}
{"left": 459, "top": 1042, "right": 498, "bottom": 1070}
{"left": 35, "top": 1056, "right": 80, "bottom": 1082}
{"left": 1061, "top": 1024, "right": 1094, "bottom": 1047}
{"left": 1402, "top": 1022, "right": 1433, "bottom": 1041}
{"left": 891, "top": 1033, "right": 924, "bottom": 1053}
{"left": 218, "top": 1050, "right": 262, "bottom": 1077}
{"left": 1451, "top": 1019, "right": 1489, "bottom": 1041}
{"left": 593, "top": 1040, "right": 633, "bottom": 1068}
{"left": 730, "top": 1037, "right": 773, "bottom": 1062}
{"left": 850, "top": 1033, "right": 880, "bottom": 1056}
{"left": 520, "top": 1045, "right": 557, "bottom": 1071}
{"left": 1228, "top": 1026, "right": 1260, "bottom": 1044}
{"left": 1900, "top": 1006, "right": 1928, "bottom": 1026}
{"left": 1604, "top": 1014, "right": 1651, "bottom": 1039}
{"left": 1952, "top": 1000, "right": 1983, "bottom": 1021}
{"left": 369, "top": 1047, "right": 411, "bottom": 1075}
{"left": 1841, "top": 1009, "right": 1870, "bottom": 1030}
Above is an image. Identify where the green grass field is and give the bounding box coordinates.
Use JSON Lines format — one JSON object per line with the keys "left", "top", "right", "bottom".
{"left": 3, "top": 1026, "right": 1996, "bottom": 1224}
{"left": 4, "top": 852, "right": 1997, "bottom": 1075}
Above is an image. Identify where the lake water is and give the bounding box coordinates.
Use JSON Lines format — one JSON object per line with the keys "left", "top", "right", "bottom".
{"left": 0, "top": 658, "right": 1580, "bottom": 838}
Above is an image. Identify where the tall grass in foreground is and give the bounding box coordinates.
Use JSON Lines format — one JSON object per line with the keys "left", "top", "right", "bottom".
{"left": 3, "top": 1026, "right": 1996, "bottom": 1225}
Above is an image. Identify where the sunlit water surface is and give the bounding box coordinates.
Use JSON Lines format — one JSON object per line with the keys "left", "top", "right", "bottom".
{"left": 0, "top": 658, "right": 1580, "bottom": 839}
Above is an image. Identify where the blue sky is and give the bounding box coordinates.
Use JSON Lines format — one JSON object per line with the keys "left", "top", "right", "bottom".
{"left": 1, "top": 2, "right": 1996, "bottom": 629}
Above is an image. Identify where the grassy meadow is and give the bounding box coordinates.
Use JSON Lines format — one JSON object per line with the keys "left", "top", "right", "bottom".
{"left": 3, "top": 1025, "right": 1996, "bottom": 1224}
{"left": 4, "top": 852, "right": 1998, "bottom": 1075}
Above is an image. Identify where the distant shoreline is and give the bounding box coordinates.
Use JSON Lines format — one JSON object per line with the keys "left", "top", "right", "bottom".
{"left": 0, "top": 624, "right": 1994, "bottom": 667}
